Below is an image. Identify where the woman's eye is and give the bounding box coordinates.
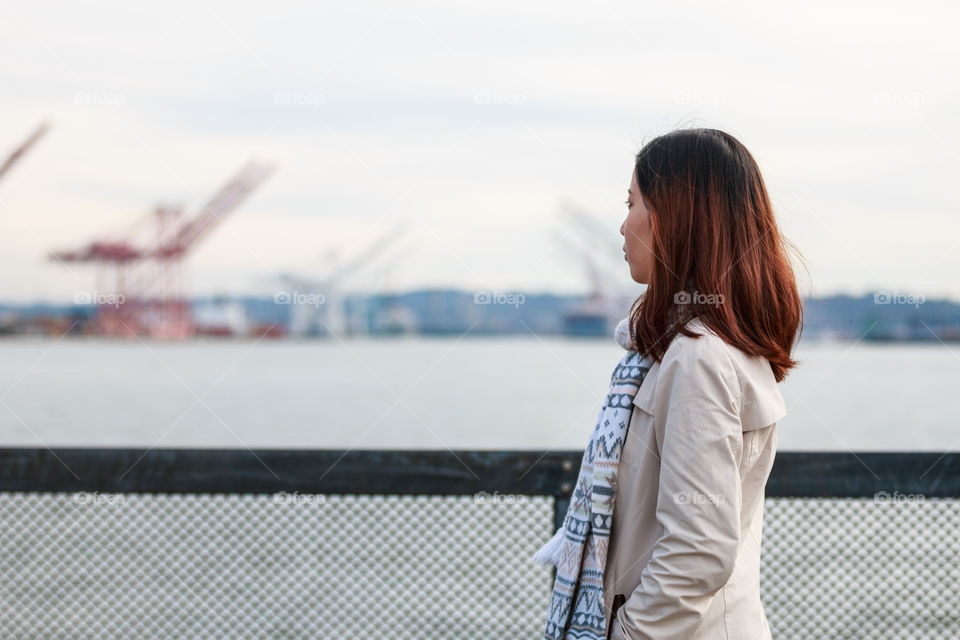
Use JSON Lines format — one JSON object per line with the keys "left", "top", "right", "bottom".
{"left": 625, "top": 200, "right": 631, "bottom": 207}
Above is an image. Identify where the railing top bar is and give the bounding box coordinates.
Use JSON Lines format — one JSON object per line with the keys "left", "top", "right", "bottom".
{"left": 0, "top": 448, "right": 958, "bottom": 498}
{"left": 0, "top": 448, "right": 575, "bottom": 496}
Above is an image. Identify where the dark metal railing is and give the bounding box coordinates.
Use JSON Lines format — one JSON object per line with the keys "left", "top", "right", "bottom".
{"left": 2, "top": 447, "right": 959, "bottom": 511}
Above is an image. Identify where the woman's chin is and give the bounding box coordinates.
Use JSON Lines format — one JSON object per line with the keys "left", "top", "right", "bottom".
{"left": 627, "top": 267, "right": 648, "bottom": 285}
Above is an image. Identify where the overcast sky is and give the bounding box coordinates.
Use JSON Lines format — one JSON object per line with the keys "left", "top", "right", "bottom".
{"left": 0, "top": 0, "right": 956, "bottom": 303}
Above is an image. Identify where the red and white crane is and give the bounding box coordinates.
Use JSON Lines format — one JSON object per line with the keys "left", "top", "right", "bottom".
{"left": 50, "top": 160, "right": 274, "bottom": 338}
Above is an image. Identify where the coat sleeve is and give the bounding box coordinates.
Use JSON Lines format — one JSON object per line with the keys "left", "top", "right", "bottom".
{"left": 615, "top": 336, "right": 744, "bottom": 639}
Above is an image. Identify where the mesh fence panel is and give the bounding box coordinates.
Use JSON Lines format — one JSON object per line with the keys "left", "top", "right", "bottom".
{"left": 2, "top": 492, "right": 960, "bottom": 639}
{"left": 0, "top": 492, "right": 555, "bottom": 639}
{"left": 761, "top": 497, "right": 960, "bottom": 639}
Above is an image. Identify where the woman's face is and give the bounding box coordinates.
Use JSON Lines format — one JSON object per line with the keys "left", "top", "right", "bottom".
{"left": 620, "top": 170, "right": 655, "bottom": 284}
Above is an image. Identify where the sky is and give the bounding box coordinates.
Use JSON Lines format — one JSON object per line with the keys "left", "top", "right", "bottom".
{"left": 0, "top": 0, "right": 957, "bottom": 303}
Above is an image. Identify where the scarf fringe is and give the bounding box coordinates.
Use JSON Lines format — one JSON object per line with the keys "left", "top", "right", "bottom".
{"left": 532, "top": 527, "right": 565, "bottom": 566}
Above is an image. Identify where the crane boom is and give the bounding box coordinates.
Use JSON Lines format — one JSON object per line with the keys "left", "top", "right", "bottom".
{"left": 0, "top": 122, "right": 50, "bottom": 184}
{"left": 323, "top": 223, "right": 407, "bottom": 284}
{"left": 157, "top": 160, "right": 274, "bottom": 258}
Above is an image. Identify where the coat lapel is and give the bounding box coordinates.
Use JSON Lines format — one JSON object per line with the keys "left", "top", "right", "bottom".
{"left": 631, "top": 358, "right": 661, "bottom": 415}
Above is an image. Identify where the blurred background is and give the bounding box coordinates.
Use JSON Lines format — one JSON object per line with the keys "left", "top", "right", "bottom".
{"left": 1, "top": 0, "right": 957, "bottom": 451}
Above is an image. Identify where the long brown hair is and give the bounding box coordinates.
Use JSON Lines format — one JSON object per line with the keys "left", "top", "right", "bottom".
{"left": 628, "top": 127, "right": 804, "bottom": 382}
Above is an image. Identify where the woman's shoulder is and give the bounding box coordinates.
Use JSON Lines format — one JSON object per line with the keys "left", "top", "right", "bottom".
{"left": 660, "top": 316, "right": 735, "bottom": 371}
{"left": 662, "top": 316, "right": 786, "bottom": 429}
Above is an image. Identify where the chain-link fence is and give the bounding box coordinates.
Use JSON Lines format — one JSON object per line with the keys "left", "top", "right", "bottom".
{"left": 1, "top": 449, "right": 958, "bottom": 639}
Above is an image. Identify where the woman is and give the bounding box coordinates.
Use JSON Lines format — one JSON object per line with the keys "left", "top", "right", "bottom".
{"left": 610, "top": 128, "right": 803, "bottom": 639}
{"left": 540, "top": 128, "right": 804, "bottom": 639}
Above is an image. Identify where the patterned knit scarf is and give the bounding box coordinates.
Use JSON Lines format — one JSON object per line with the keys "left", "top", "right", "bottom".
{"left": 533, "top": 316, "right": 653, "bottom": 639}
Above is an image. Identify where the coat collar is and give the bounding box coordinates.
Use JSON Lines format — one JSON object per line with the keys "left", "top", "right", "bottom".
{"left": 630, "top": 316, "right": 712, "bottom": 414}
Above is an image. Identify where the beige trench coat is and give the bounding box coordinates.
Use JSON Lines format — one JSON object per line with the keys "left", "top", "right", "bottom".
{"left": 605, "top": 316, "right": 787, "bottom": 640}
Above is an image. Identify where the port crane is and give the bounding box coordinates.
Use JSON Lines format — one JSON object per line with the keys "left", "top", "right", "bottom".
{"left": 271, "top": 223, "right": 408, "bottom": 337}
{"left": 553, "top": 200, "right": 638, "bottom": 336}
{"left": 49, "top": 160, "right": 274, "bottom": 338}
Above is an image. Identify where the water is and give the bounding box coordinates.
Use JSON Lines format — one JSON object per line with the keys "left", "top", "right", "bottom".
{"left": 0, "top": 336, "right": 957, "bottom": 451}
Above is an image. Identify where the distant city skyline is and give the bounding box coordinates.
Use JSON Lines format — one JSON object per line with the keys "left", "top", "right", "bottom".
{"left": 1, "top": 1, "right": 956, "bottom": 303}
